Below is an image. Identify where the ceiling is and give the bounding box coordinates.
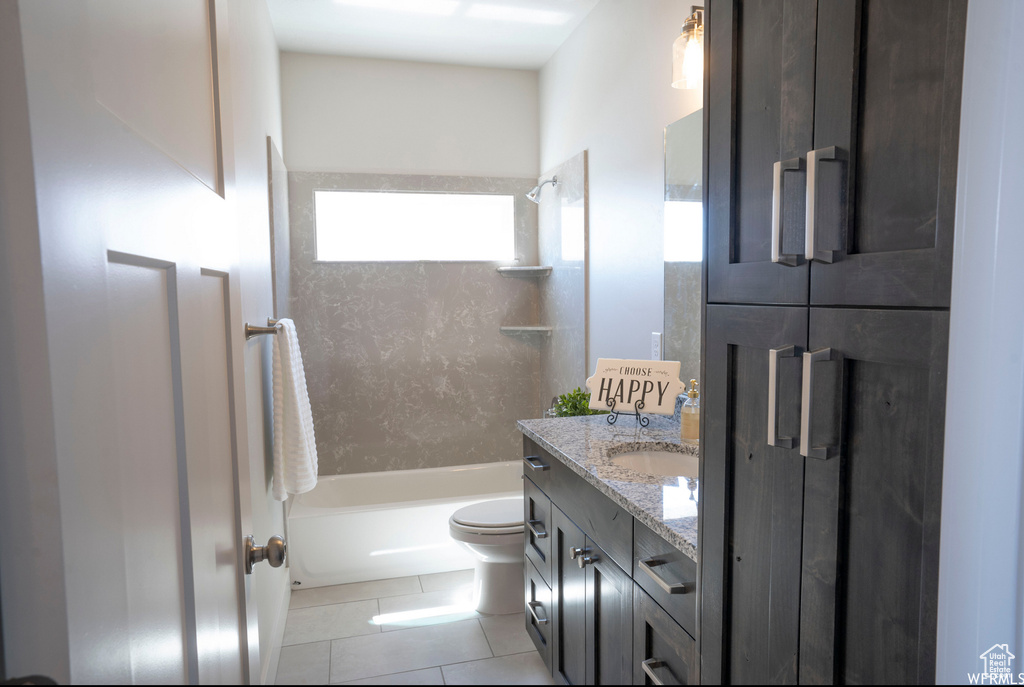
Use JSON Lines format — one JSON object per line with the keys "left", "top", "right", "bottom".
{"left": 266, "top": 0, "right": 602, "bottom": 70}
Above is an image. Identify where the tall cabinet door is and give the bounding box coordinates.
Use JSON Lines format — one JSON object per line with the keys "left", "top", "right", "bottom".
{"left": 807, "top": 0, "right": 967, "bottom": 307}
{"left": 551, "top": 507, "right": 586, "bottom": 685}
{"left": 707, "top": 0, "right": 816, "bottom": 305}
{"left": 799, "top": 308, "right": 949, "bottom": 684}
{"left": 702, "top": 305, "right": 808, "bottom": 684}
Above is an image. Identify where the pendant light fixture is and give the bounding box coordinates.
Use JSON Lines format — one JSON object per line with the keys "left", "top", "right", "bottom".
{"left": 672, "top": 6, "right": 704, "bottom": 90}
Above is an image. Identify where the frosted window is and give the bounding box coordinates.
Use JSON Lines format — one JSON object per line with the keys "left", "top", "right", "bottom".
{"left": 664, "top": 200, "right": 703, "bottom": 262}
{"left": 314, "top": 191, "right": 516, "bottom": 261}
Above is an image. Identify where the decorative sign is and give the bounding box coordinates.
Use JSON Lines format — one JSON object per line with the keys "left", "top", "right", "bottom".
{"left": 585, "top": 358, "right": 686, "bottom": 416}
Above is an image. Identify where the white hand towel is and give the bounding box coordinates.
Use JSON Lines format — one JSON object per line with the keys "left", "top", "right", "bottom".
{"left": 271, "top": 318, "right": 318, "bottom": 501}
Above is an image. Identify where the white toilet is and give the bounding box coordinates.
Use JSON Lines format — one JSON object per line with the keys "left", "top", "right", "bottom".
{"left": 448, "top": 497, "right": 525, "bottom": 615}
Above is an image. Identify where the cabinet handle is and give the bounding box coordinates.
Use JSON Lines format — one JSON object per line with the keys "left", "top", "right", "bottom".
{"left": 768, "top": 345, "right": 801, "bottom": 449}
{"left": 771, "top": 158, "right": 802, "bottom": 266}
{"left": 806, "top": 146, "right": 841, "bottom": 263}
{"left": 527, "top": 520, "right": 547, "bottom": 539}
{"left": 527, "top": 600, "right": 549, "bottom": 626}
{"left": 570, "top": 546, "right": 594, "bottom": 568}
{"left": 638, "top": 557, "right": 694, "bottom": 595}
{"left": 642, "top": 658, "right": 678, "bottom": 686}
{"left": 800, "top": 348, "right": 837, "bottom": 460}
{"left": 523, "top": 455, "right": 549, "bottom": 472}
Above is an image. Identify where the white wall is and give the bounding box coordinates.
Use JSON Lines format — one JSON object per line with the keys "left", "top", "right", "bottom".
{"left": 280, "top": 52, "right": 539, "bottom": 178}
{"left": 540, "top": 0, "right": 701, "bottom": 372}
{"left": 937, "top": 0, "right": 1024, "bottom": 682}
{"left": 224, "top": 1, "right": 291, "bottom": 683}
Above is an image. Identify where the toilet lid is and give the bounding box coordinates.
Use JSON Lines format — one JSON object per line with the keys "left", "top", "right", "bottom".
{"left": 452, "top": 497, "right": 524, "bottom": 529}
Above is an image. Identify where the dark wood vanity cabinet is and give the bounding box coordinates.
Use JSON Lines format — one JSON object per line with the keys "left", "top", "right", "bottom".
{"left": 702, "top": 0, "right": 965, "bottom": 683}
{"left": 550, "top": 507, "right": 633, "bottom": 686}
{"left": 522, "top": 438, "right": 699, "bottom": 685}
{"left": 708, "top": 0, "right": 965, "bottom": 309}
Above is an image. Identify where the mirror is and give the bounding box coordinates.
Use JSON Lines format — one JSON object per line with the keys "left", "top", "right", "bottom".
{"left": 663, "top": 108, "right": 703, "bottom": 387}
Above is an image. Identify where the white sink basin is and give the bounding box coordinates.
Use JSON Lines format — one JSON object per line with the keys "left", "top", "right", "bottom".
{"left": 611, "top": 450, "right": 699, "bottom": 478}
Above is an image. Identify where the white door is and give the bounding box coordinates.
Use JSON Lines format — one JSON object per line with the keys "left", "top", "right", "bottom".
{"left": 1, "top": 0, "right": 259, "bottom": 682}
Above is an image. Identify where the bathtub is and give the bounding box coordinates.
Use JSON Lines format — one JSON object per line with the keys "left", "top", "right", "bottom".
{"left": 287, "top": 460, "right": 523, "bottom": 588}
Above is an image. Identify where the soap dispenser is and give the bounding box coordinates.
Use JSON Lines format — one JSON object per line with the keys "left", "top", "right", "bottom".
{"left": 681, "top": 379, "right": 700, "bottom": 444}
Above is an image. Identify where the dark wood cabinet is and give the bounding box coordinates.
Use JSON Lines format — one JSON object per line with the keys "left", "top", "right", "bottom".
{"left": 522, "top": 440, "right": 696, "bottom": 685}
{"left": 799, "top": 308, "right": 949, "bottom": 685}
{"left": 585, "top": 535, "right": 634, "bottom": 685}
{"left": 526, "top": 557, "right": 554, "bottom": 673}
{"left": 702, "top": 305, "right": 808, "bottom": 685}
{"left": 703, "top": 3, "right": 962, "bottom": 680}
{"left": 708, "top": 0, "right": 965, "bottom": 309}
{"left": 634, "top": 587, "right": 698, "bottom": 686}
{"left": 550, "top": 504, "right": 633, "bottom": 685}
{"left": 551, "top": 506, "right": 587, "bottom": 685}
{"left": 702, "top": 305, "right": 949, "bottom": 684}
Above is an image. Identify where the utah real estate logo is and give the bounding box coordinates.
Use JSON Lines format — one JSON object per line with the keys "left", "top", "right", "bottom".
{"left": 970, "top": 644, "right": 1019, "bottom": 684}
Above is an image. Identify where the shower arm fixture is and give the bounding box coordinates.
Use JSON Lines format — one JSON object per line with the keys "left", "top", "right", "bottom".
{"left": 526, "top": 176, "right": 559, "bottom": 203}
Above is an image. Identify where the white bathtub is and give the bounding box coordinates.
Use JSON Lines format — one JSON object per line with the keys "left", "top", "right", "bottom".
{"left": 287, "top": 460, "right": 523, "bottom": 588}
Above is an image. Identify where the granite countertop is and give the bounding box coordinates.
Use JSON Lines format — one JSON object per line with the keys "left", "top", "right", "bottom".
{"left": 517, "top": 414, "right": 699, "bottom": 561}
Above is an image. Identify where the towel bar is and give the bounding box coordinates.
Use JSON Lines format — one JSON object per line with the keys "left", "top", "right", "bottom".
{"left": 245, "top": 318, "right": 281, "bottom": 340}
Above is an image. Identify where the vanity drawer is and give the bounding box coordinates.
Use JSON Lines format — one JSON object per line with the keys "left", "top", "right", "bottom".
{"left": 522, "top": 436, "right": 553, "bottom": 492}
{"left": 525, "top": 558, "right": 553, "bottom": 674}
{"left": 633, "top": 520, "right": 697, "bottom": 638}
{"left": 523, "top": 436, "right": 633, "bottom": 573}
{"left": 524, "top": 476, "right": 552, "bottom": 585}
{"left": 633, "top": 585, "right": 698, "bottom": 685}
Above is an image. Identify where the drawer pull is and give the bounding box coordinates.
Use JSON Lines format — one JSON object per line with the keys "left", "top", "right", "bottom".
{"left": 527, "top": 520, "right": 548, "bottom": 539}
{"left": 641, "top": 658, "right": 678, "bottom": 686}
{"left": 639, "top": 557, "right": 693, "bottom": 595}
{"left": 527, "top": 600, "right": 549, "bottom": 626}
{"left": 523, "top": 455, "right": 549, "bottom": 472}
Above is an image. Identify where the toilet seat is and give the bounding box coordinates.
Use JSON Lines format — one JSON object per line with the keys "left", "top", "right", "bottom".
{"left": 449, "top": 497, "right": 524, "bottom": 536}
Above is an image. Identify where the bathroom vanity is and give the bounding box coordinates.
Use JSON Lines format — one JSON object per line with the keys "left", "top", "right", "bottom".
{"left": 518, "top": 415, "right": 699, "bottom": 685}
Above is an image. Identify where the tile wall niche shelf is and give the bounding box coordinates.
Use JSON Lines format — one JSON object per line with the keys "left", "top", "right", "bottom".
{"left": 496, "top": 266, "right": 553, "bottom": 277}
{"left": 500, "top": 326, "right": 553, "bottom": 336}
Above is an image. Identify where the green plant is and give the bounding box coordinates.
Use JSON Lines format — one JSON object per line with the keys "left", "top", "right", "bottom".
{"left": 553, "top": 387, "right": 609, "bottom": 417}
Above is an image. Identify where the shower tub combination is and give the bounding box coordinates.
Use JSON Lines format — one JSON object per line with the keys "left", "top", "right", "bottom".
{"left": 286, "top": 460, "right": 522, "bottom": 588}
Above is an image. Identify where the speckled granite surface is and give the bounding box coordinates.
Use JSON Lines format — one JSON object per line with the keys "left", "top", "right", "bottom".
{"left": 517, "top": 415, "right": 699, "bottom": 561}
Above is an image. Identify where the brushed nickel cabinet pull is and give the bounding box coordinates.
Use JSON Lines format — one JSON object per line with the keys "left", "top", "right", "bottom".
{"left": 800, "top": 348, "right": 835, "bottom": 459}
{"left": 772, "top": 158, "right": 802, "bottom": 266}
{"left": 641, "top": 658, "right": 672, "bottom": 686}
{"left": 527, "top": 600, "right": 548, "bottom": 625}
{"left": 527, "top": 520, "right": 547, "bottom": 539}
{"left": 638, "top": 556, "right": 693, "bottom": 595}
{"left": 523, "top": 456, "right": 549, "bottom": 472}
{"left": 768, "top": 345, "right": 801, "bottom": 449}
{"left": 806, "top": 146, "right": 841, "bottom": 263}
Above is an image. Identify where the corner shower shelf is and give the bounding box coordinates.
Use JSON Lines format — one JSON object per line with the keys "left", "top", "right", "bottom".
{"left": 496, "top": 266, "right": 553, "bottom": 278}
{"left": 500, "top": 326, "right": 553, "bottom": 336}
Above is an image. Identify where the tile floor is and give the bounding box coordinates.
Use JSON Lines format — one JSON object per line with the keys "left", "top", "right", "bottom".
{"left": 275, "top": 569, "right": 556, "bottom": 685}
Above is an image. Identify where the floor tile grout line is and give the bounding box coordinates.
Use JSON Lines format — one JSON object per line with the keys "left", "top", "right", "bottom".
{"left": 477, "top": 617, "right": 496, "bottom": 658}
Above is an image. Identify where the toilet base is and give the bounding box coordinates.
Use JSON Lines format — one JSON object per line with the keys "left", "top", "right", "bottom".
{"left": 472, "top": 559, "right": 524, "bottom": 615}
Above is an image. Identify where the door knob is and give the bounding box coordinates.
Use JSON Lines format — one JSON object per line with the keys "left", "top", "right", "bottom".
{"left": 245, "top": 535, "right": 286, "bottom": 574}
{"left": 569, "top": 546, "right": 584, "bottom": 560}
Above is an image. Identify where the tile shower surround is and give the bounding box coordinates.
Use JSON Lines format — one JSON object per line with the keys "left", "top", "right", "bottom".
{"left": 288, "top": 172, "right": 543, "bottom": 475}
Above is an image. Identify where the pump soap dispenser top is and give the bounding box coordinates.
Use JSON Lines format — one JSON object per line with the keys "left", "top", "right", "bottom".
{"left": 681, "top": 379, "right": 700, "bottom": 444}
